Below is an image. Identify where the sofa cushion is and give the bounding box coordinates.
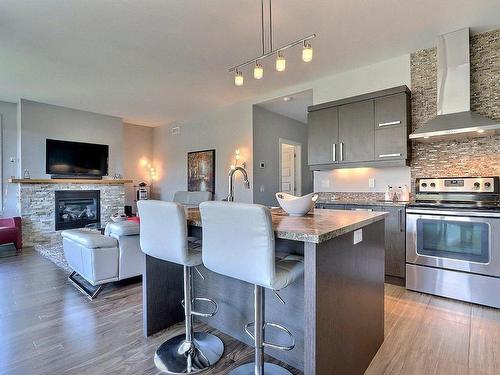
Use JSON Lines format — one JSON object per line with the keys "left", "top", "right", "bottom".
{"left": 61, "top": 229, "right": 118, "bottom": 248}
{"left": 107, "top": 221, "right": 140, "bottom": 236}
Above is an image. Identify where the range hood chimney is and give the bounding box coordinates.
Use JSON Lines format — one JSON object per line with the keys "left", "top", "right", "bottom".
{"left": 409, "top": 28, "right": 500, "bottom": 142}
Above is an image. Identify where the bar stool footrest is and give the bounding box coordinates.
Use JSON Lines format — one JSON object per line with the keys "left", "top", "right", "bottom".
{"left": 181, "top": 297, "right": 219, "bottom": 317}
{"left": 245, "top": 321, "right": 295, "bottom": 351}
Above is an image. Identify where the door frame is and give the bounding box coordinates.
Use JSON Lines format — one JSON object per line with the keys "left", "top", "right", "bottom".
{"left": 278, "top": 138, "right": 301, "bottom": 196}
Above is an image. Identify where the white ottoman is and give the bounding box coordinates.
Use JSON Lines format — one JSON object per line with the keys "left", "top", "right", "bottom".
{"left": 62, "top": 229, "right": 119, "bottom": 299}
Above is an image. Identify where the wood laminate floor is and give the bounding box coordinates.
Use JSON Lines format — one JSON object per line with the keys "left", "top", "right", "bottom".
{"left": 1, "top": 249, "right": 500, "bottom": 374}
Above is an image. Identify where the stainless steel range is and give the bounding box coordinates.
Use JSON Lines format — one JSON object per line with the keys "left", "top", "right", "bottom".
{"left": 406, "top": 176, "right": 500, "bottom": 308}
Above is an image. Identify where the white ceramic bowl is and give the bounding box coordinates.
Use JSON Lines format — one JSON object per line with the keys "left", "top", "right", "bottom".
{"left": 275, "top": 192, "right": 319, "bottom": 216}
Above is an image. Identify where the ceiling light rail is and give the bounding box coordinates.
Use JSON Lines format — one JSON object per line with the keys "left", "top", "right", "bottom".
{"left": 230, "top": 0, "right": 316, "bottom": 86}
{"left": 228, "top": 34, "right": 316, "bottom": 73}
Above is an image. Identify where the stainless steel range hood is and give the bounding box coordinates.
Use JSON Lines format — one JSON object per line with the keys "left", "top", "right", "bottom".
{"left": 409, "top": 28, "right": 500, "bottom": 142}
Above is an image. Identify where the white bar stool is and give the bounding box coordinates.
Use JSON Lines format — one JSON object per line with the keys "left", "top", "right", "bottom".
{"left": 200, "top": 201, "right": 304, "bottom": 375}
{"left": 138, "top": 200, "right": 224, "bottom": 374}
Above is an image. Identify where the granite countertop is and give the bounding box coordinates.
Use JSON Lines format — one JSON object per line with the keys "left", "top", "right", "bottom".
{"left": 186, "top": 207, "right": 387, "bottom": 244}
{"left": 316, "top": 198, "right": 410, "bottom": 207}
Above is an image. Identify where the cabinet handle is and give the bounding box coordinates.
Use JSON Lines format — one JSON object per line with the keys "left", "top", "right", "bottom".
{"left": 378, "top": 121, "right": 401, "bottom": 127}
{"left": 353, "top": 208, "right": 373, "bottom": 211}
{"left": 379, "top": 153, "right": 402, "bottom": 158}
{"left": 399, "top": 209, "right": 403, "bottom": 232}
{"left": 340, "top": 142, "right": 344, "bottom": 161}
{"left": 332, "top": 143, "right": 336, "bottom": 162}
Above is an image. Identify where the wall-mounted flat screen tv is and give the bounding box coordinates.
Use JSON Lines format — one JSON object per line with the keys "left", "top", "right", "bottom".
{"left": 46, "top": 139, "right": 109, "bottom": 178}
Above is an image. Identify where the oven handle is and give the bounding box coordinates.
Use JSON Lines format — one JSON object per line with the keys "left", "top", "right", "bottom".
{"left": 406, "top": 208, "right": 500, "bottom": 218}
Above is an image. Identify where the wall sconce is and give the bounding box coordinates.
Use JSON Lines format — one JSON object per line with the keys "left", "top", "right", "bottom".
{"left": 232, "top": 149, "right": 246, "bottom": 170}
{"left": 141, "top": 159, "right": 158, "bottom": 181}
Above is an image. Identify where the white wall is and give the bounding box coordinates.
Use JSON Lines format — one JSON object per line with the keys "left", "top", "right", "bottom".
{"left": 123, "top": 123, "right": 154, "bottom": 210}
{"left": 153, "top": 102, "right": 253, "bottom": 202}
{"left": 0, "top": 101, "right": 19, "bottom": 217}
{"left": 153, "top": 54, "right": 411, "bottom": 200}
{"left": 314, "top": 167, "right": 411, "bottom": 193}
{"left": 18, "top": 99, "right": 124, "bottom": 178}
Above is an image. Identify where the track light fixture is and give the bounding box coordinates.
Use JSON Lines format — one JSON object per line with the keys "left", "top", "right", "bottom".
{"left": 230, "top": 0, "right": 316, "bottom": 86}
{"left": 302, "top": 41, "right": 313, "bottom": 62}
{"left": 276, "top": 51, "right": 286, "bottom": 72}
{"left": 234, "top": 70, "right": 244, "bottom": 86}
{"left": 253, "top": 62, "right": 264, "bottom": 79}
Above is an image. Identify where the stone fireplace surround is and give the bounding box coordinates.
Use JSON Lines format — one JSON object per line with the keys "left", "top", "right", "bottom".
{"left": 13, "top": 180, "right": 128, "bottom": 246}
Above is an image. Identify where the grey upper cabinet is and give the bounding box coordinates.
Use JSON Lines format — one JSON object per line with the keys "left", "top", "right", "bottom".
{"left": 375, "top": 126, "right": 407, "bottom": 160}
{"left": 374, "top": 93, "right": 408, "bottom": 129}
{"left": 308, "top": 107, "right": 339, "bottom": 165}
{"left": 338, "top": 100, "right": 375, "bottom": 163}
{"left": 374, "top": 93, "right": 410, "bottom": 161}
{"left": 307, "top": 86, "right": 411, "bottom": 169}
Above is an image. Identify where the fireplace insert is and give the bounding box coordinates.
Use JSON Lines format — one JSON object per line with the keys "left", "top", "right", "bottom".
{"left": 55, "top": 190, "right": 100, "bottom": 230}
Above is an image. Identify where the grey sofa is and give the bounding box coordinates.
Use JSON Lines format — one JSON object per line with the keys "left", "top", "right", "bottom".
{"left": 62, "top": 220, "right": 143, "bottom": 299}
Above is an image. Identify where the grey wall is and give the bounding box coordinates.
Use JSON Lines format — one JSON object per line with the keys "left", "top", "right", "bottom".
{"left": 153, "top": 102, "right": 253, "bottom": 202}
{"left": 253, "top": 106, "right": 312, "bottom": 206}
{"left": 0, "top": 101, "right": 19, "bottom": 217}
{"left": 123, "top": 123, "right": 154, "bottom": 210}
{"left": 18, "top": 99, "right": 124, "bottom": 178}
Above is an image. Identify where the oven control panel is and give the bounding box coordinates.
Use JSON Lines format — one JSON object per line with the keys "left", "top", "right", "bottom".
{"left": 417, "top": 177, "right": 498, "bottom": 193}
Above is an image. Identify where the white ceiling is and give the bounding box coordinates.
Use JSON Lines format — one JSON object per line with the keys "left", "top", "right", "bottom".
{"left": 257, "top": 89, "right": 313, "bottom": 123}
{"left": 1, "top": 1, "right": 499, "bottom": 127}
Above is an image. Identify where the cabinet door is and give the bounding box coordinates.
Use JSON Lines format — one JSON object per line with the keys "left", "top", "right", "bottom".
{"left": 383, "top": 206, "right": 406, "bottom": 278}
{"left": 308, "top": 107, "right": 339, "bottom": 165}
{"left": 375, "top": 126, "right": 407, "bottom": 160}
{"left": 374, "top": 93, "right": 408, "bottom": 130}
{"left": 338, "top": 100, "right": 374, "bottom": 163}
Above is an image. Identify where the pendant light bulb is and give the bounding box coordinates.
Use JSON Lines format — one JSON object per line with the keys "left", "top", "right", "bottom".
{"left": 253, "top": 62, "right": 264, "bottom": 79}
{"left": 276, "top": 51, "right": 286, "bottom": 72}
{"left": 302, "top": 42, "right": 313, "bottom": 62}
{"left": 234, "top": 70, "right": 244, "bottom": 86}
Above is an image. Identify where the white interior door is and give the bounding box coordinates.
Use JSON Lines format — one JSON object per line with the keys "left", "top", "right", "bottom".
{"left": 281, "top": 144, "right": 295, "bottom": 194}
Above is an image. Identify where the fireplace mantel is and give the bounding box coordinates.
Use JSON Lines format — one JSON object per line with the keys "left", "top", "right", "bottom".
{"left": 9, "top": 178, "right": 132, "bottom": 185}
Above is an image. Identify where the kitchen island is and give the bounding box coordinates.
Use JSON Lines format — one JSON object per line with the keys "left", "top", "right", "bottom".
{"left": 143, "top": 207, "right": 387, "bottom": 375}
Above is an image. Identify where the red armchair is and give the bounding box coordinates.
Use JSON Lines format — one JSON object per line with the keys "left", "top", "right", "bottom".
{"left": 0, "top": 217, "right": 22, "bottom": 251}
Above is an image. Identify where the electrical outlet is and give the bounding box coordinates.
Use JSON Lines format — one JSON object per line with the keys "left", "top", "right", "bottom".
{"left": 353, "top": 229, "right": 363, "bottom": 244}
{"left": 368, "top": 178, "right": 375, "bottom": 188}
{"left": 259, "top": 185, "right": 265, "bottom": 192}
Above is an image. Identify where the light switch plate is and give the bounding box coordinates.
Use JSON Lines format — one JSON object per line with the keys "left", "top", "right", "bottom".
{"left": 259, "top": 162, "right": 265, "bottom": 169}
{"left": 368, "top": 178, "right": 375, "bottom": 188}
{"left": 353, "top": 229, "right": 363, "bottom": 244}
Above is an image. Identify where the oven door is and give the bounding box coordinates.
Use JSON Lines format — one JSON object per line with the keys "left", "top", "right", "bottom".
{"left": 406, "top": 209, "right": 500, "bottom": 277}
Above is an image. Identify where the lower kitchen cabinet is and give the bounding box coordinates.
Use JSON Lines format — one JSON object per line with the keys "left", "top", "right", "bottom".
{"left": 382, "top": 206, "right": 406, "bottom": 279}
{"left": 318, "top": 203, "right": 406, "bottom": 279}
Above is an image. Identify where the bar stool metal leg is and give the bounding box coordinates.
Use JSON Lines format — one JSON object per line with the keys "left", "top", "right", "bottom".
{"left": 154, "top": 266, "right": 224, "bottom": 374}
{"left": 229, "top": 285, "right": 292, "bottom": 375}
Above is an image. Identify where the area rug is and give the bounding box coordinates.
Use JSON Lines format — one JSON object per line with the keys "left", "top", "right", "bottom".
{"left": 34, "top": 242, "right": 71, "bottom": 273}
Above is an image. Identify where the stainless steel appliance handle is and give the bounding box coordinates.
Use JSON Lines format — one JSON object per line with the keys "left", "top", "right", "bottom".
{"left": 332, "top": 143, "right": 336, "bottom": 162}
{"left": 406, "top": 208, "right": 500, "bottom": 218}
{"left": 339, "top": 142, "right": 343, "bottom": 161}
{"left": 379, "top": 153, "right": 402, "bottom": 158}
{"left": 399, "top": 209, "right": 403, "bottom": 232}
{"left": 378, "top": 120, "right": 401, "bottom": 127}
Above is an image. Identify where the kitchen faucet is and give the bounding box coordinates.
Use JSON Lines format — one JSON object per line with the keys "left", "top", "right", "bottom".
{"left": 227, "top": 166, "right": 250, "bottom": 202}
